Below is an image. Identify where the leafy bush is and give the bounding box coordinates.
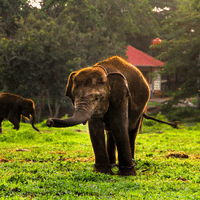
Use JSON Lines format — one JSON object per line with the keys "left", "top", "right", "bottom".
{"left": 163, "top": 107, "right": 200, "bottom": 122}
{"left": 39, "top": 120, "right": 48, "bottom": 127}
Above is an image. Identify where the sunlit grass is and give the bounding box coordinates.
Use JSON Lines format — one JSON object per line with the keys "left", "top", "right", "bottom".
{"left": 0, "top": 118, "right": 200, "bottom": 199}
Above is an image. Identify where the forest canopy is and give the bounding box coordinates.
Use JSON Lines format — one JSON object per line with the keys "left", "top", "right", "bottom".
{"left": 0, "top": 0, "right": 199, "bottom": 120}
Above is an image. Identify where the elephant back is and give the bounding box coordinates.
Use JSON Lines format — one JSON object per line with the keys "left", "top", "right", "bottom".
{"left": 94, "top": 56, "right": 150, "bottom": 114}
{"left": 94, "top": 56, "right": 150, "bottom": 98}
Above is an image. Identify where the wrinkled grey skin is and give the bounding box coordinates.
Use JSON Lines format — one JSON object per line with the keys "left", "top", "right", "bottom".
{"left": 47, "top": 56, "right": 150, "bottom": 176}
{"left": 0, "top": 93, "right": 39, "bottom": 133}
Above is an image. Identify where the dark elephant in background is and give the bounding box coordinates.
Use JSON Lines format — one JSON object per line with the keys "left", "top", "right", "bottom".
{"left": 46, "top": 56, "right": 177, "bottom": 176}
{"left": 0, "top": 93, "right": 39, "bottom": 133}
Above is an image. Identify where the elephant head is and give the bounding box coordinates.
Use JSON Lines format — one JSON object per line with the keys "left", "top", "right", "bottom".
{"left": 22, "top": 99, "right": 39, "bottom": 132}
{"left": 46, "top": 65, "right": 129, "bottom": 127}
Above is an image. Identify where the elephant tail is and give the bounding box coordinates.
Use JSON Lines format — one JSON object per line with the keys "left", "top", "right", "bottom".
{"left": 143, "top": 113, "right": 179, "bottom": 129}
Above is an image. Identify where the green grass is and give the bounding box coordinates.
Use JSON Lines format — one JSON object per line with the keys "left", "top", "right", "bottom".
{"left": 0, "top": 119, "right": 200, "bottom": 199}
{"left": 147, "top": 101, "right": 163, "bottom": 107}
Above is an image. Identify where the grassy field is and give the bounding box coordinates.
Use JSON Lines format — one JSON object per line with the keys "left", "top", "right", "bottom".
{"left": 0, "top": 117, "right": 200, "bottom": 199}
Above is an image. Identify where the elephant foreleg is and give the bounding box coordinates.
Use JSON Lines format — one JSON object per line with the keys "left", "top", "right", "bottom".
{"left": 109, "top": 99, "right": 136, "bottom": 176}
{"left": 106, "top": 131, "right": 116, "bottom": 167}
{"left": 8, "top": 113, "right": 20, "bottom": 130}
{"left": 88, "top": 118, "right": 113, "bottom": 175}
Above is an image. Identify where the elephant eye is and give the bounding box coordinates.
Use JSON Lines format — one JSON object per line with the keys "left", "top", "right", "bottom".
{"left": 94, "top": 94, "right": 103, "bottom": 101}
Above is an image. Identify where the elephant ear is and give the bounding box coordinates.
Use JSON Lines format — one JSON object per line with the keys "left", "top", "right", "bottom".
{"left": 93, "top": 66, "right": 129, "bottom": 108}
{"left": 96, "top": 65, "right": 131, "bottom": 107}
{"left": 108, "top": 72, "right": 131, "bottom": 107}
{"left": 65, "top": 72, "right": 76, "bottom": 104}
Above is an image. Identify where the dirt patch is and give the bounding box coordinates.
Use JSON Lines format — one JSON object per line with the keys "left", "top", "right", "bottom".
{"left": 177, "top": 177, "right": 187, "bottom": 181}
{"left": 0, "top": 158, "right": 10, "bottom": 163}
{"left": 61, "top": 156, "right": 95, "bottom": 163}
{"left": 166, "top": 152, "right": 189, "bottom": 158}
{"left": 51, "top": 151, "right": 67, "bottom": 155}
{"left": 75, "top": 129, "right": 84, "bottom": 132}
{"left": 16, "top": 149, "right": 30, "bottom": 152}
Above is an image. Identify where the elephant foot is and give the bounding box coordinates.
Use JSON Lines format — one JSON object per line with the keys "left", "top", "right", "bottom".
{"left": 93, "top": 164, "right": 113, "bottom": 175}
{"left": 117, "top": 165, "right": 137, "bottom": 176}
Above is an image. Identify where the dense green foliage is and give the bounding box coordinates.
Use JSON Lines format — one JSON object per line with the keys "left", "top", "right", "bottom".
{"left": 1, "top": 0, "right": 200, "bottom": 118}
{"left": 0, "top": 119, "right": 199, "bottom": 199}
{"left": 0, "top": 0, "right": 159, "bottom": 120}
{"left": 157, "top": 0, "right": 200, "bottom": 102}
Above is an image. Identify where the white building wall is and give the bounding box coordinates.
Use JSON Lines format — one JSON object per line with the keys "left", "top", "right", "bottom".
{"left": 153, "top": 70, "right": 161, "bottom": 91}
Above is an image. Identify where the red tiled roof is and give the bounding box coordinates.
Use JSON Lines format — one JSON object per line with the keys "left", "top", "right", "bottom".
{"left": 127, "top": 45, "right": 164, "bottom": 67}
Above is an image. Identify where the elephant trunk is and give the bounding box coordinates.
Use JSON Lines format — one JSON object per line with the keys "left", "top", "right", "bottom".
{"left": 31, "top": 112, "right": 40, "bottom": 132}
{"left": 47, "top": 103, "right": 94, "bottom": 128}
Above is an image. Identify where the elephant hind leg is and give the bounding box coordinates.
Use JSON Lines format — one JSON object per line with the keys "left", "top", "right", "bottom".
{"left": 0, "top": 118, "right": 3, "bottom": 134}
{"left": 106, "top": 130, "right": 116, "bottom": 167}
{"left": 129, "top": 117, "right": 143, "bottom": 160}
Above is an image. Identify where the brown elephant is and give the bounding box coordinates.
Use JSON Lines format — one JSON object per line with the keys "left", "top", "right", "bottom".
{"left": 46, "top": 56, "right": 178, "bottom": 175}
{"left": 0, "top": 93, "right": 39, "bottom": 133}
{"left": 46, "top": 56, "right": 151, "bottom": 176}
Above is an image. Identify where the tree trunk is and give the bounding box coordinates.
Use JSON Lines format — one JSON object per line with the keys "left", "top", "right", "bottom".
{"left": 54, "top": 100, "right": 61, "bottom": 118}
{"left": 47, "top": 90, "right": 53, "bottom": 117}
{"left": 36, "top": 89, "right": 46, "bottom": 123}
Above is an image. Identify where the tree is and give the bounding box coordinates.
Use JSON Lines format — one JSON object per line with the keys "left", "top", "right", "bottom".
{"left": 41, "top": 0, "right": 128, "bottom": 65}
{"left": 0, "top": 0, "right": 164, "bottom": 120}
{"left": 158, "top": 0, "right": 200, "bottom": 102}
{"left": 41, "top": 0, "right": 160, "bottom": 54}
{"left": 0, "top": 12, "right": 81, "bottom": 121}
{"left": 0, "top": 0, "right": 33, "bottom": 37}
{"left": 0, "top": 1, "right": 128, "bottom": 121}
